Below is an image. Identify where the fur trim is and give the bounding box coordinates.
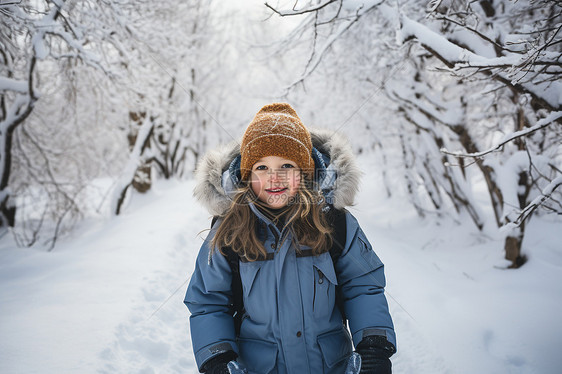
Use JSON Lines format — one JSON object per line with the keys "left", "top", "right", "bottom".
{"left": 309, "top": 128, "right": 363, "bottom": 209}
{"left": 193, "top": 128, "right": 362, "bottom": 216}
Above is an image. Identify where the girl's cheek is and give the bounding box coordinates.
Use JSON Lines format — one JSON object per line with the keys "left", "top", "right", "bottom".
{"left": 250, "top": 176, "right": 263, "bottom": 194}
{"left": 290, "top": 172, "right": 301, "bottom": 192}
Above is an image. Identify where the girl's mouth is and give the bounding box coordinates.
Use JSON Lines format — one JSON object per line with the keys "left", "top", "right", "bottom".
{"left": 265, "top": 187, "right": 288, "bottom": 195}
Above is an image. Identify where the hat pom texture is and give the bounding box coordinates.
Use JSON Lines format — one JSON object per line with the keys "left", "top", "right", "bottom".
{"left": 240, "top": 103, "right": 314, "bottom": 181}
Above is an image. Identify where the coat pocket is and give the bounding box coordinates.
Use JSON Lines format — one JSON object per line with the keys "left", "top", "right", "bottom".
{"left": 317, "top": 327, "right": 353, "bottom": 369}
{"left": 239, "top": 261, "right": 262, "bottom": 298}
{"left": 357, "top": 229, "right": 383, "bottom": 270}
{"left": 313, "top": 251, "right": 338, "bottom": 285}
{"left": 238, "top": 337, "right": 278, "bottom": 374}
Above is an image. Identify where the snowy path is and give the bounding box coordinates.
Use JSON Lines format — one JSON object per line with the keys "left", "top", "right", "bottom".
{"left": 93, "top": 183, "right": 201, "bottom": 373}
{"left": 0, "top": 182, "right": 201, "bottom": 373}
{"left": 97, "top": 227, "right": 197, "bottom": 373}
{"left": 1, "top": 178, "right": 561, "bottom": 373}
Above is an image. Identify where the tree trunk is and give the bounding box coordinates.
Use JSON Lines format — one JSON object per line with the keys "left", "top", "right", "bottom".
{"left": 505, "top": 177, "right": 527, "bottom": 267}
{"left": 113, "top": 112, "right": 154, "bottom": 215}
{"left": 0, "top": 196, "right": 16, "bottom": 227}
{"left": 504, "top": 234, "right": 526, "bottom": 268}
{"left": 0, "top": 57, "right": 38, "bottom": 228}
{"left": 128, "top": 111, "right": 152, "bottom": 194}
{"left": 132, "top": 164, "right": 152, "bottom": 193}
{"left": 504, "top": 105, "right": 531, "bottom": 268}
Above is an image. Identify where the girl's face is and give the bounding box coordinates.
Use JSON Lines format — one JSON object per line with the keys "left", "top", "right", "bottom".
{"left": 250, "top": 156, "right": 301, "bottom": 209}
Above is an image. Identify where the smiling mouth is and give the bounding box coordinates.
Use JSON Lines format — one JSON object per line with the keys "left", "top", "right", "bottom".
{"left": 265, "top": 187, "right": 288, "bottom": 194}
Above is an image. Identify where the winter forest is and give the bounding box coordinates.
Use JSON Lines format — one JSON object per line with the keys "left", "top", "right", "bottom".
{"left": 1, "top": 0, "right": 561, "bottom": 373}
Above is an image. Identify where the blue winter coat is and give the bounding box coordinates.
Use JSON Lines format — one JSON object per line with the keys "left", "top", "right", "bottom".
{"left": 185, "top": 129, "right": 396, "bottom": 374}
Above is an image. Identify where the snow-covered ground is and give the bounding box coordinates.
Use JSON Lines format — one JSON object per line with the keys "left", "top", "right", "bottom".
{"left": 1, "top": 162, "right": 561, "bottom": 373}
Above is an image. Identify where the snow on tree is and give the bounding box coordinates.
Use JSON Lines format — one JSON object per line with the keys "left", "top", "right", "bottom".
{"left": 1, "top": 0, "right": 239, "bottom": 246}
{"left": 1, "top": 0, "right": 131, "bottom": 246}
{"left": 109, "top": 1, "right": 237, "bottom": 215}
{"left": 263, "top": 0, "right": 561, "bottom": 268}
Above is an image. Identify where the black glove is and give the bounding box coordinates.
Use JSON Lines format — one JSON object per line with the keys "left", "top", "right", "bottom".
{"left": 201, "top": 351, "right": 238, "bottom": 374}
{"left": 355, "top": 336, "right": 396, "bottom": 374}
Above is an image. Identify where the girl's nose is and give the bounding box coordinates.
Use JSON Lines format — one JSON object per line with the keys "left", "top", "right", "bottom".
{"left": 278, "top": 169, "right": 290, "bottom": 180}
{"left": 269, "top": 171, "right": 279, "bottom": 183}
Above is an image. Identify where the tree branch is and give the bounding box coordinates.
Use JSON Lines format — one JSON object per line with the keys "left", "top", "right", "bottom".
{"left": 397, "top": 13, "right": 562, "bottom": 111}
{"left": 503, "top": 175, "right": 562, "bottom": 229}
{"left": 265, "top": 0, "right": 339, "bottom": 17}
{"left": 285, "top": 1, "right": 381, "bottom": 89}
{"left": 441, "top": 111, "right": 562, "bottom": 158}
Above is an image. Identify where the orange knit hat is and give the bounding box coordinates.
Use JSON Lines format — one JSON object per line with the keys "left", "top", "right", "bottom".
{"left": 240, "top": 103, "right": 314, "bottom": 181}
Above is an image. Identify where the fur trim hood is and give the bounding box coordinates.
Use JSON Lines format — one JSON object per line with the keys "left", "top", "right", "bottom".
{"left": 193, "top": 128, "right": 362, "bottom": 216}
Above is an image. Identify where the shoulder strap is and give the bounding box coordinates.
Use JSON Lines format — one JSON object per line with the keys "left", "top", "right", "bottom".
{"left": 326, "top": 207, "right": 348, "bottom": 325}
{"left": 211, "top": 217, "right": 244, "bottom": 335}
{"left": 224, "top": 246, "right": 244, "bottom": 335}
{"left": 327, "top": 207, "right": 347, "bottom": 262}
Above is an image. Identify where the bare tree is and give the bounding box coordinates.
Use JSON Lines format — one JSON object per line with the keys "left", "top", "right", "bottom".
{"left": 1, "top": 0, "right": 132, "bottom": 247}
{"left": 1, "top": 0, "right": 246, "bottom": 246}
{"left": 109, "top": 1, "right": 235, "bottom": 215}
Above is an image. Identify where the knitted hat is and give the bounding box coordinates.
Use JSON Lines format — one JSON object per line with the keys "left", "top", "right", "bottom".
{"left": 240, "top": 103, "right": 314, "bottom": 181}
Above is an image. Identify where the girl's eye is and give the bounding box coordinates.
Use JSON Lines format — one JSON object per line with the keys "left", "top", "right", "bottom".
{"left": 255, "top": 165, "right": 267, "bottom": 171}
{"left": 281, "top": 163, "right": 295, "bottom": 169}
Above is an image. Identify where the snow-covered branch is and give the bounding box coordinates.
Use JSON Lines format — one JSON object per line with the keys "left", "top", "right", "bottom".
{"left": 441, "top": 111, "right": 562, "bottom": 158}
{"left": 265, "top": 0, "right": 339, "bottom": 16}
{"left": 262, "top": 0, "right": 561, "bottom": 268}
{"left": 0, "top": 77, "right": 28, "bottom": 94}
{"left": 397, "top": 13, "right": 562, "bottom": 112}
{"left": 503, "top": 175, "right": 562, "bottom": 229}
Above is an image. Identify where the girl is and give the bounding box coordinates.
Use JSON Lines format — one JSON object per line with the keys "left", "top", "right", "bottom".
{"left": 185, "top": 103, "right": 396, "bottom": 374}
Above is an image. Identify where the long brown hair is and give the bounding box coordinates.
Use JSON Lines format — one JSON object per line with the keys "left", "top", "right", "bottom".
{"left": 211, "top": 177, "right": 333, "bottom": 261}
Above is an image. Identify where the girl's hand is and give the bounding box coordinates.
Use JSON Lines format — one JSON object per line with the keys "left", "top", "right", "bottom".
{"left": 355, "top": 335, "right": 394, "bottom": 374}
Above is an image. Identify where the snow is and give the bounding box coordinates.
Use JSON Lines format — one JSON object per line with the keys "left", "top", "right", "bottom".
{"left": 496, "top": 151, "right": 530, "bottom": 220}
{"left": 1, "top": 181, "right": 198, "bottom": 373}
{"left": 395, "top": 12, "right": 562, "bottom": 109}
{"left": 1, "top": 160, "right": 562, "bottom": 373}
{"left": 397, "top": 13, "right": 466, "bottom": 63}
{"left": 0, "top": 77, "right": 28, "bottom": 94}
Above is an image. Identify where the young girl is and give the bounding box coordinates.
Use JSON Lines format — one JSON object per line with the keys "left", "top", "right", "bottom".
{"left": 185, "top": 103, "right": 396, "bottom": 374}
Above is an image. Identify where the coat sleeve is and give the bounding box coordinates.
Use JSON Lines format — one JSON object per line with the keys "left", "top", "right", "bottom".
{"left": 335, "top": 212, "right": 396, "bottom": 350}
{"left": 184, "top": 225, "right": 239, "bottom": 371}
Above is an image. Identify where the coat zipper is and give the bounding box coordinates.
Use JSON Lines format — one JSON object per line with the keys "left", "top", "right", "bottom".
{"left": 313, "top": 269, "right": 324, "bottom": 312}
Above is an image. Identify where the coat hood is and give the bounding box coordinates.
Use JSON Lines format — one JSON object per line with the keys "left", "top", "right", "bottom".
{"left": 193, "top": 127, "right": 362, "bottom": 216}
